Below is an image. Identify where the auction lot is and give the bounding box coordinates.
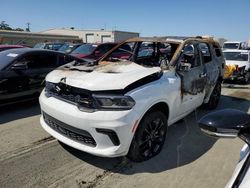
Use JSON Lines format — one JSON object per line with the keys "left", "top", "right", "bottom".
{"left": 0, "top": 83, "right": 249, "bottom": 188}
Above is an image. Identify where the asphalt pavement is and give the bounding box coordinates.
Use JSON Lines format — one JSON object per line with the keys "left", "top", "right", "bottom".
{"left": 0, "top": 83, "right": 249, "bottom": 188}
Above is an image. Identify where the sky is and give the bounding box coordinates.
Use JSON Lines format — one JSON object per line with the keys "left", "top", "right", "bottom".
{"left": 1, "top": 0, "right": 250, "bottom": 41}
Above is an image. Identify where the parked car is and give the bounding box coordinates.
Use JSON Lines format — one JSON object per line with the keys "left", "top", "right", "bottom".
{"left": 223, "top": 49, "right": 250, "bottom": 83}
{"left": 33, "top": 42, "right": 65, "bottom": 51}
{"left": 58, "top": 43, "right": 83, "bottom": 54}
{"left": 0, "top": 45, "right": 26, "bottom": 52}
{"left": 0, "top": 48, "right": 84, "bottom": 106}
{"left": 198, "top": 109, "right": 250, "bottom": 188}
{"left": 70, "top": 43, "right": 119, "bottom": 60}
{"left": 39, "top": 36, "right": 225, "bottom": 162}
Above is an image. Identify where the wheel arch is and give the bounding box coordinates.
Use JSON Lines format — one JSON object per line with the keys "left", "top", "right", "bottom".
{"left": 134, "top": 101, "right": 170, "bottom": 133}
{"left": 145, "top": 102, "right": 169, "bottom": 120}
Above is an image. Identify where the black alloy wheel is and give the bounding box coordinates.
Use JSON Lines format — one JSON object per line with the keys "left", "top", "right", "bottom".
{"left": 127, "top": 110, "right": 167, "bottom": 162}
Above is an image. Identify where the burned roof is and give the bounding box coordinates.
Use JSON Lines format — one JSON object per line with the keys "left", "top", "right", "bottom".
{"left": 125, "top": 36, "right": 219, "bottom": 44}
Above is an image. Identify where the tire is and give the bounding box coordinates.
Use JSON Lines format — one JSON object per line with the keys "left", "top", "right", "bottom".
{"left": 242, "top": 75, "right": 249, "bottom": 84}
{"left": 204, "top": 81, "right": 221, "bottom": 110}
{"left": 127, "top": 110, "right": 168, "bottom": 162}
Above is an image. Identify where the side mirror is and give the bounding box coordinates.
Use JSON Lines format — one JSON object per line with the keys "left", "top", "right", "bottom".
{"left": 11, "top": 63, "right": 28, "bottom": 70}
{"left": 198, "top": 109, "right": 250, "bottom": 143}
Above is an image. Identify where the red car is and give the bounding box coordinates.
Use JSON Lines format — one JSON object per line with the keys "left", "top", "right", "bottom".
{"left": 0, "top": 45, "right": 26, "bottom": 52}
{"left": 70, "top": 43, "right": 118, "bottom": 60}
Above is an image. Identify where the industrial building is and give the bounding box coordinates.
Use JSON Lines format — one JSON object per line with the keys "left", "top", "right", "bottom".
{"left": 0, "top": 29, "right": 140, "bottom": 47}
{"left": 39, "top": 28, "right": 140, "bottom": 43}
{"left": 0, "top": 30, "right": 81, "bottom": 47}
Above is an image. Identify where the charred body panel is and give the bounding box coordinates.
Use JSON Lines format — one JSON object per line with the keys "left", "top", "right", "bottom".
{"left": 173, "top": 38, "right": 224, "bottom": 102}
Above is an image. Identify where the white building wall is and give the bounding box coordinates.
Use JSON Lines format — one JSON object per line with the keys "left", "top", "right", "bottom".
{"left": 40, "top": 29, "right": 114, "bottom": 43}
{"left": 40, "top": 29, "right": 139, "bottom": 43}
{"left": 114, "top": 31, "right": 139, "bottom": 42}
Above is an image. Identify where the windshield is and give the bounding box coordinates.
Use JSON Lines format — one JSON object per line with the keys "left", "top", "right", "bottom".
{"left": 223, "top": 52, "right": 249, "bottom": 61}
{"left": 0, "top": 50, "right": 20, "bottom": 70}
{"left": 33, "top": 43, "right": 45, "bottom": 49}
{"left": 71, "top": 44, "right": 97, "bottom": 55}
{"left": 58, "top": 44, "right": 78, "bottom": 53}
{"left": 223, "top": 43, "right": 240, "bottom": 49}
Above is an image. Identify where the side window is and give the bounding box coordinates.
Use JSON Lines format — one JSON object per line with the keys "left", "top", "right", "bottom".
{"left": 106, "top": 44, "right": 116, "bottom": 52}
{"left": 18, "top": 53, "right": 57, "bottom": 69}
{"left": 213, "top": 44, "right": 222, "bottom": 57}
{"left": 180, "top": 43, "right": 201, "bottom": 68}
{"left": 199, "top": 43, "right": 212, "bottom": 63}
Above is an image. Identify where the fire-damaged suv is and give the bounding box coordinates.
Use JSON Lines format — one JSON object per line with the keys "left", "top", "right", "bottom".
{"left": 39, "top": 36, "right": 225, "bottom": 162}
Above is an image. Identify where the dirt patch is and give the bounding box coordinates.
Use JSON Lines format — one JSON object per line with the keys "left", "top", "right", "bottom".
{"left": 230, "top": 91, "right": 250, "bottom": 101}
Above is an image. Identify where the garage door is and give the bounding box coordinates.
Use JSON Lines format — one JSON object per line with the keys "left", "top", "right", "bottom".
{"left": 86, "top": 34, "right": 94, "bottom": 43}
{"left": 101, "top": 35, "right": 111, "bottom": 43}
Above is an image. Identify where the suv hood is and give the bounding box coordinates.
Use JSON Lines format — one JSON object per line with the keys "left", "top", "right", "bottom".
{"left": 225, "top": 60, "right": 250, "bottom": 70}
{"left": 46, "top": 61, "right": 162, "bottom": 91}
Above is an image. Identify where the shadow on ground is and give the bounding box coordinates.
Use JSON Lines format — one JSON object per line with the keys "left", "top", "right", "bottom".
{"left": 61, "top": 94, "right": 250, "bottom": 174}
{"left": 223, "top": 80, "right": 250, "bottom": 89}
{"left": 0, "top": 99, "right": 41, "bottom": 124}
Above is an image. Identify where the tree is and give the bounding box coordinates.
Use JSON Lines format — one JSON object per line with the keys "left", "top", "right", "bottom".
{"left": 0, "top": 21, "right": 12, "bottom": 30}
{"left": 0, "top": 21, "right": 27, "bottom": 32}
{"left": 15, "top": 28, "right": 24, "bottom": 31}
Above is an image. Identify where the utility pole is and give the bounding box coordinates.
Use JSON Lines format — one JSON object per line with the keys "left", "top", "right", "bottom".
{"left": 26, "top": 22, "right": 30, "bottom": 32}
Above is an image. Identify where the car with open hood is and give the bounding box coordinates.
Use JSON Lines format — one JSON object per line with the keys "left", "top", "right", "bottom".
{"left": 223, "top": 49, "right": 250, "bottom": 83}
{"left": 39, "top": 36, "right": 225, "bottom": 162}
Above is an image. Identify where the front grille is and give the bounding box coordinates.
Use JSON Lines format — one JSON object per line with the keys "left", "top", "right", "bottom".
{"left": 45, "top": 82, "right": 95, "bottom": 109}
{"left": 43, "top": 112, "right": 96, "bottom": 147}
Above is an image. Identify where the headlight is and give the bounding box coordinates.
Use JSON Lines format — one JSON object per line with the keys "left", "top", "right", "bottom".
{"left": 93, "top": 94, "right": 135, "bottom": 110}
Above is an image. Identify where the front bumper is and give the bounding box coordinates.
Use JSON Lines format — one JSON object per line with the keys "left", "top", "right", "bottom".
{"left": 39, "top": 90, "right": 139, "bottom": 157}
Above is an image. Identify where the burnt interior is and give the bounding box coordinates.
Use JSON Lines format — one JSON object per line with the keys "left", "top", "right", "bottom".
{"left": 101, "top": 41, "right": 179, "bottom": 68}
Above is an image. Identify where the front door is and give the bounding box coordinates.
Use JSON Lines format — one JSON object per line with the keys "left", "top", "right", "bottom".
{"left": 177, "top": 42, "right": 207, "bottom": 114}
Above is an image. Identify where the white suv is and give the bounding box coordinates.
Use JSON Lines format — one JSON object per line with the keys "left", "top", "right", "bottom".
{"left": 39, "top": 37, "right": 225, "bottom": 162}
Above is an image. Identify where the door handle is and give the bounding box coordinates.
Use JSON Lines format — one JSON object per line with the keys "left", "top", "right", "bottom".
{"left": 200, "top": 73, "right": 207, "bottom": 78}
